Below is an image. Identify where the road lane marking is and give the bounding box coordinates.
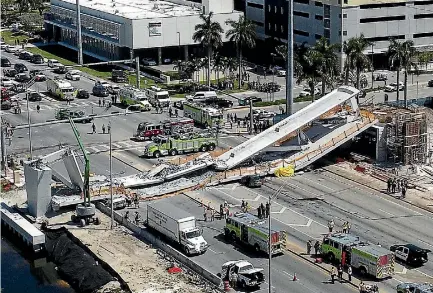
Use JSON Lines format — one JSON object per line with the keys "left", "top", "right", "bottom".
{"left": 417, "top": 239, "right": 433, "bottom": 249}
{"left": 300, "top": 175, "right": 336, "bottom": 191}
{"left": 378, "top": 209, "right": 395, "bottom": 217}
{"left": 414, "top": 268, "right": 433, "bottom": 279}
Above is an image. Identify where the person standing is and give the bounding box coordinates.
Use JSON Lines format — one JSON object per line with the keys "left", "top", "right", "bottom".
{"left": 387, "top": 178, "right": 392, "bottom": 193}
{"left": 134, "top": 212, "right": 140, "bottom": 225}
{"left": 347, "top": 265, "right": 352, "bottom": 282}
{"left": 257, "top": 205, "right": 262, "bottom": 219}
{"left": 102, "top": 124, "right": 106, "bottom": 134}
{"left": 330, "top": 267, "right": 337, "bottom": 284}
{"left": 107, "top": 123, "right": 111, "bottom": 134}
{"left": 220, "top": 204, "right": 224, "bottom": 220}
{"left": 347, "top": 221, "right": 351, "bottom": 233}
{"left": 210, "top": 209, "right": 215, "bottom": 222}
{"left": 342, "top": 221, "right": 348, "bottom": 233}
{"left": 314, "top": 240, "right": 320, "bottom": 256}
{"left": 92, "top": 123, "right": 96, "bottom": 134}
{"left": 265, "top": 202, "right": 270, "bottom": 218}
{"left": 328, "top": 219, "right": 335, "bottom": 232}
{"left": 307, "top": 240, "right": 312, "bottom": 255}
{"left": 36, "top": 104, "right": 40, "bottom": 113}
{"left": 337, "top": 264, "right": 343, "bottom": 281}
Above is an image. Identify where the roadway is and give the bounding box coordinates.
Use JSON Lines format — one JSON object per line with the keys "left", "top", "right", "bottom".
{"left": 118, "top": 193, "right": 357, "bottom": 293}
{"left": 185, "top": 170, "right": 433, "bottom": 292}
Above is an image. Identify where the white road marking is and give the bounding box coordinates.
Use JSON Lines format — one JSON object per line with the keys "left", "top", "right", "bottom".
{"left": 395, "top": 267, "right": 407, "bottom": 274}
{"left": 417, "top": 239, "right": 433, "bottom": 249}
{"left": 414, "top": 268, "right": 433, "bottom": 279}
{"left": 300, "top": 175, "right": 336, "bottom": 191}
{"left": 271, "top": 207, "right": 287, "bottom": 214}
{"left": 378, "top": 209, "right": 395, "bottom": 217}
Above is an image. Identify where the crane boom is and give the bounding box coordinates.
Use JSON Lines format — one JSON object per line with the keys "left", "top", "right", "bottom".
{"left": 69, "top": 118, "right": 90, "bottom": 205}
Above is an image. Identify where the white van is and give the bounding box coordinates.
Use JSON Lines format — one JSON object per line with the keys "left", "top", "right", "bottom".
{"left": 106, "top": 197, "right": 127, "bottom": 210}
{"left": 48, "top": 59, "right": 61, "bottom": 68}
{"left": 186, "top": 91, "right": 217, "bottom": 102}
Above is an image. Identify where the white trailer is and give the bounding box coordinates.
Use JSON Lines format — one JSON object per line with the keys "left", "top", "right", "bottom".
{"left": 145, "top": 86, "right": 170, "bottom": 107}
{"left": 146, "top": 198, "right": 209, "bottom": 255}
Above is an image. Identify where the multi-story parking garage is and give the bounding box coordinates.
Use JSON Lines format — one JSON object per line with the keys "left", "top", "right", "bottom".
{"left": 44, "top": 0, "right": 243, "bottom": 61}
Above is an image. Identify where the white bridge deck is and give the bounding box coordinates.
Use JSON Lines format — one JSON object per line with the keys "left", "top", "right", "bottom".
{"left": 215, "top": 86, "right": 361, "bottom": 170}
{"left": 1, "top": 202, "right": 45, "bottom": 251}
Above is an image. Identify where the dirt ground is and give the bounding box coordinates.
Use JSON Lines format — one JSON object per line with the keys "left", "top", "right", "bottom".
{"left": 1, "top": 189, "right": 214, "bottom": 293}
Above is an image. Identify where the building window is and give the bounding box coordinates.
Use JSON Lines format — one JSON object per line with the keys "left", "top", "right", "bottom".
{"left": 414, "top": 13, "right": 433, "bottom": 19}
{"left": 344, "top": 0, "right": 348, "bottom": 3}
{"left": 281, "top": 7, "right": 284, "bottom": 14}
{"left": 294, "top": 29, "right": 309, "bottom": 36}
{"left": 324, "top": 29, "right": 330, "bottom": 38}
{"left": 360, "top": 2, "right": 405, "bottom": 8}
{"left": 294, "top": 0, "right": 309, "bottom": 4}
{"left": 343, "top": 31, "right": 347, "bottom": 36}
{"left": 343, "top": 13, "right": 347, "bottom": 18}
{"left": 294, "top": 11, "right": 309, "bottom": 18}
{"left": 268, "top": 22, "right": 271, "bottom": 30}
{"left": 315, "top": 14, "right": 323, "bottom": 20}
{"left": 324, "top": 19, "right": 330, "bottom": 28}
{"left": 360, "top": 16, "right": 405, "bottom": 23}
{"left": 281, "top": 25, "right": 284, "bottom": 32}
{"left": 252, "top": 20, "right": 264, "bottom": 27}
{"left": 414, "top": 0, "right": 433, "bottom": 5}
{"left": 275, "top": 5, "right": 277, "bottom": 12}
{"left": 413, "top": 32, "right": 433, "bottom": 38}
{"left": 324, "top": 5, "right": 330, "bottom": 18}
{"left": 268, "top": 4, "right": 271, "bottom": 11}
{"left": 315, "top": 34, "right": 322, "bottom": 39}
{"left": 315, "top": 1, "right": 323, "bottom": 6}
{"left": 247, "top": 2, "right": 264, "bottom": 9}
{"left": 275, "top": 24, "right": 278, "bottom": 31}
{"left": 366, "top": 35, "right": 404, "bottom": 42}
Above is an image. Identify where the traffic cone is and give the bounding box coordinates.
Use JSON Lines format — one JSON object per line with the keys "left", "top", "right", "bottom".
{"left": 293, "top": 273, "right": 297, "bottom": 281}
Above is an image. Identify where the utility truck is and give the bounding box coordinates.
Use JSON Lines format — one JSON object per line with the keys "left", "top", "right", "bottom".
{"left": 133, "top": 118, "right": 194, "bottom": 141}
{"left": 47, "top": 78, "right": 75, "bottom": 101}
{"left": 146, "top": 198, "right": 209, "bottom": 255}
{"left": 145, "top": 86, "right": 170, "bottom": 107}
{"left": 183, "top": 102, "right": 223, "bottom": 128}
{"left": 144, "top": 133, "right": 217, "bottom": 158}
{"left": 321, "top": 233, "right": 395, "bottom": 279}
{"left": 224, "top": 212, "right": 284, "bottom": 255}
{"left": 119, "top": 86, "right": 151, "bottom": 111}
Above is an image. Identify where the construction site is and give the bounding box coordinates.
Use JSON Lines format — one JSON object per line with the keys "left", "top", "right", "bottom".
{"left": 2, "top": 85, "right": 433, "bottom": 293}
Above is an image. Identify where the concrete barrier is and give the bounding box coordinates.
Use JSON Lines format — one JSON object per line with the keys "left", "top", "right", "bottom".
{"left": 95, "top": 202, "right": 222, "bottom": 288}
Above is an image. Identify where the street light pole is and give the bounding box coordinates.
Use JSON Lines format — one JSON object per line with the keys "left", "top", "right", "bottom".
{"left": 109, "top": 121, "right": 113, "bottom": 229}
{"left": 371, "top": 44, "right": 374, "bottom": 89}
{"left": 268, "top": 193, "right": 272, "bottom": 293}
{"left": 26, "top": 93, "right": 33, "bottom": 159}
{"left": 249, "top": 98, "right": 254, "bottom": 135}
{"left": 286, "top": 0, "right": 294, "bottom": 116}
{"left": 76, "top": 0, "right": 83, "bottom": 65}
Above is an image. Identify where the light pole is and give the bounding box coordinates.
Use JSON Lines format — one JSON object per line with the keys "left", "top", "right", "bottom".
{"left": 76, "top": 0, "right": 83, "bottom": 64}
{"left": 270, "top": 53, "right": 276, "bottom": 102}
{"left": 249, "top": 98, "right": 254, "bottom": 135}
{"left": 109, "top": 121, "right": 113, "bottom": 229}
{"left": 371, "top": 44, "right": 374, "bottom": 89}
{"left": 268, "top": 185, "right": 283, "bottom": 293}
{"left": 26, "top": 92, "right": 33, "bottom": 159}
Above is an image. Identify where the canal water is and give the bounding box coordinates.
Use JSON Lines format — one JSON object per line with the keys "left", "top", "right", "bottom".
{"left": 1, "top": 236, "right": 75, "bottom": 293}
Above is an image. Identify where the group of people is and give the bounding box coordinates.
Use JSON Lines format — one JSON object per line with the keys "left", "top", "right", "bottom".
{"left": 203, "top": 203, "right": 216, "bottom": 222}
{"left": 256, "top": 202, "right": 270, "bottom": 219}
{"left": 387, "top": 177, "right": 408, "bottom": 197}
{"left": 98, "top": 98, "right": 112, "bottom": 109}
{"left": 306, "top": 240, "right": 321, "bottom": 256}
{"left": 330, "top": 264, "right": 352, "bottom": 284}
{"left": 219, "top": 201, "right": 230, "bottom": 220}
{"left": 123, "top": 210, "right": 141, "bottom": 225}
{"left": 91, "top": 123, "right": 111, "bottom": 134}
{"left": 327, "top": 219, "right": 351, "bottom": 234}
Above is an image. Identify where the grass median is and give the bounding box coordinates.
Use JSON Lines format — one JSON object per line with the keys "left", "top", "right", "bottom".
{"left": 253, "top": 95, "right": 315, "bottom": 107}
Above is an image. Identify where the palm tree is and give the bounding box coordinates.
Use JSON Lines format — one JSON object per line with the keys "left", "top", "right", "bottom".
{"left": 313, "top": 37, "right": 340, "bottom": 95}
{"left": 387, "top": 39, "right": 418, "bottom": 107}
{"left": 295, "top": 43, "right": 322, "bottom": 102}
{"left": 343, "top": 34, "right": 372, "bottom": 90}
{"left": 192, "top": 12, "right": 223, "bottom": 88}
{"left": 225, "top": 15, "right": 256, "bottom": 89}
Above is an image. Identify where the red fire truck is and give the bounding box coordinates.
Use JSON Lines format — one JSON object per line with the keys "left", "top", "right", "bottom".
{"left": 133, "top": 118, "right": 194, "bottom": 141}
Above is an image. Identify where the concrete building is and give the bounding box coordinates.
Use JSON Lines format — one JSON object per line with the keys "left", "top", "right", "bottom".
{"left": 44, "top": 0, "right": 243, "bottom": 62}
{"left": 243, "top": 0, "right": 433, "bottom": 65}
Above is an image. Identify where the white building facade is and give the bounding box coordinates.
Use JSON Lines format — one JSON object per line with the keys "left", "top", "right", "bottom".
{"left": 44, "top": 0, "right": 243, "bottom": 61}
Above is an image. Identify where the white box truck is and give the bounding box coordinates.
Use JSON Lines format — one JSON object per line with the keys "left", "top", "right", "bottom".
{"left": 147, "top": 199, "right": 209, "bottom": 255}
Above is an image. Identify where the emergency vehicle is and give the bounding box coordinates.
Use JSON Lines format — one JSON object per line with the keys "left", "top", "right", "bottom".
{"left": 46, "top": 77, "right": 76, "bottom": 101}
{"left": 119, "top": 86, "right": 151, "bottom": 111}
{"left": 183, "top": 102, "right": 223, "bottom": 128}
{"left": 224, "top": 213, "right": 284, "bottom": 255}
{"left": 144, "top": 133, "right": 217, "bottom": 158}
{"left": 133, "top": 118, "right": 194, "bottom": 141}
{"left": 145, "top": 86, "right": 170, "bottom": 107}
{"left": 321, "top": 233, "right": 395, "bottom": 279}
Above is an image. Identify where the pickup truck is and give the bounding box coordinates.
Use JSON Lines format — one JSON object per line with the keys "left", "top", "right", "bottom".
{"left": 146, "top": 198, "right": 209, "bottom": 255}
{"left": 221, "top": 260, "right": 264, "bottom": 289}
{"left": 55, "top": 109, "right": 93, "bottom": 123}
{"left": 202, "top": 96, "right": 233, "bottom": 108}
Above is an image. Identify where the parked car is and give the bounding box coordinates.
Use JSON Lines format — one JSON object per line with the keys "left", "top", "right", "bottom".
{"left": 53, "top": 65, "right": 68, "bottom": 74}
{"left": 0, "top": 42, "right": 7, "bottom": 50}
{"left": 390, "top": 244, "right": 430, "bottom": 266}
{"left": 142, "top": 58, "right": 157, "bottom": 66}
{"left": 48, "top": 59, "right": 61, "bottom": 68}
{"left": 14, "top": 63, "right": 28, "bottom": 73}
{"left": 76, "top": 89, "right": 90, "bottom": 99}
{"left": 65, "top": 70, "right": 81, "bottom": 81}
{"left": 375, "top": 73, "right": 388, "bottom": 81}
{"left": 5, "top": 45, "right": 18, "bottom": 53}
{"left": 428, "top": 80, "right": 433, "bottom": 87}
{"left": 30, "top": 54, "right": 44, "bottom": 64}
{"left": 29, "top": 70, "right": 47, "bottom": 82}
{"left": 3, "top": 68, "right": 17, "bottom": 77}
{"left": 19, "top": 51, "right": 33, "bottom": 60}
{"left": 162, "top": 58, "right": 172, "bottom": 64}
{"left": 397, "top": 283, "right": 433, "bottom": 293}
{"left": 14, "top": 73, "right": 31, "bottom": 83}
{"left": 299, "top": 88, "right": 321, "bottom": 97}
{"left": 238, "top": 96, "right": 262, "bottom": 106}
{"left": 1, "top": 77, "right": 15, "bottom": 87}
{"left": 240, "top": 174, "right": 263, "bottom": 188}
{"left": 1, "top": 99, "right": 12, "bottom": 110}
{"left": 92, "top": 84, "right": 109, "bottom": 97}
{"left": 14, "top": 48, "right": 24, "bottom": 56}
{"left": 1, "top": 57, "right": 11, "bottom": 67}
{"left": 108, "top": 84, "right": 120, "bottom": 94}
{"left": 385, "top": 82, "right": 404, "bottom": 92}
{"left": 55, "top": 108, "right": 93, "bottom": 123}
{"left": 202, "top": 97, "right": 233, "bottom": 108}
{"left": 27, "top": 91, "right": 43, "bottom": 101}
{"left": 253, "top": 109, "right": 276, "bottom": 118}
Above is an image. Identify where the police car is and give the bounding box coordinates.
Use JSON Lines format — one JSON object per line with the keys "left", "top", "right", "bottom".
{"left": 390, "top": 244, "right": 430, "bottom": 266}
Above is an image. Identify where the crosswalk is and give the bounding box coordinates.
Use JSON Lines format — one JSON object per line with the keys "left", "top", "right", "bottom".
{"left": 85, "top": 139, "right": 150, "bottom": 154}
{"left": 2, "top": 99, "right": 101, "bottom": 115}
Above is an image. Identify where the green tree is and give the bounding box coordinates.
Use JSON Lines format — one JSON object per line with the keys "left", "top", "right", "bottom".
{"left": 313, "top": 37, "right": 340, "bottom": 95}
{"left": 192, "top": 12, "right": 223, "bottom": 88}
{"left": 416, "top": 51, "right": 433, "bottom": 72}
{"left": 225, "top": 15, "right": 256, "bottom": 89}
{"left": 15, "top": 0, "right": 30, "bottom": 14}
{"left": 343, "top": 34, "right": 372, "bottom": 91}
{"left": 387, "top": 39, "right": 418, "bottom": 107}
{"left": 295, "top": 43, "right": 322, "bottom": 102}
{"left": 30, "top": 0, "right": 47, "bottom": 15}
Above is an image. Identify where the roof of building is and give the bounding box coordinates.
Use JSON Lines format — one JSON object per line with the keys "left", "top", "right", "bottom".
{"left": 59, "top": 0, "right": 202, "bottom": 19}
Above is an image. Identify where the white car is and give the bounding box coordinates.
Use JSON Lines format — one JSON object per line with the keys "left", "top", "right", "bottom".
{"left": 276, "top": 69, "right": 286, "bottom": 77}
{"left": 1, "top": 77, "right": 16, "bottom": 87}
{"left": 65, "top": 70, "right": 81, "bottom": 81}
{"left": 385, "top": 82, "right": 404, "bottom": 92}
{"left": 5, "top": 46, "right": 18, "bottom": 53}
{"left": 48, "top": 59, "right": 61, "bottom": 68}
{"left": 14, "top": 48, "right": 24, "bottom": 56}
{"left": 0, "top": 43, "right": 7, "bottom": 50}
{"left": 299, "top": 88, "right": 321, "bottom": 97}
{"left": 253, "top": 109, "right": 276, "bottom": 118}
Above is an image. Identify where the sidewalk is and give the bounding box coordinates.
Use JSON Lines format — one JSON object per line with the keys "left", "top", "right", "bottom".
{"left": 322, "top": 162, "right": 433, "bottom": 213}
